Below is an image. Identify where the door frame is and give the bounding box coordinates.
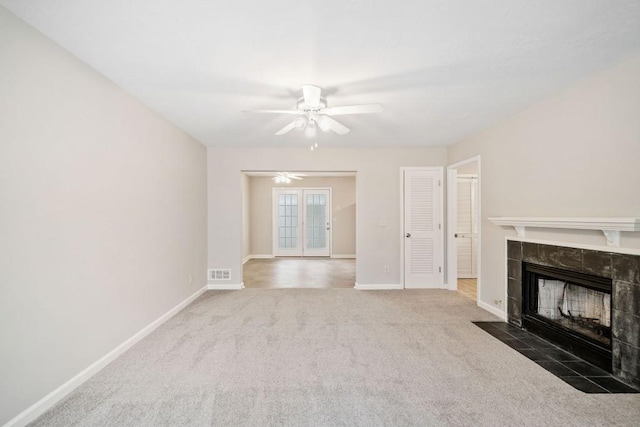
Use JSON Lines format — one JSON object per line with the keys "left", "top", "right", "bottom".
{"left": 399, "top": 167, "right": 445, "bottom": 289}
{"left": 446, "top": 156, "right": 481, "bottom": 303}
{"left": 271, "top": 187, "right": 332, "bottom": 257}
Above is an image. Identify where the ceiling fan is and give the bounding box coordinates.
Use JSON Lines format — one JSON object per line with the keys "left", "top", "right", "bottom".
{"left": 244, "top": 84, "right": 383, "bottom": 137}
{"left": 272, "top": 172, "right": 307, "bottom": 184}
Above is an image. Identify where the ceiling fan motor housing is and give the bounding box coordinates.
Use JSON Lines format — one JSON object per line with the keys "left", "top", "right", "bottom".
{"left": 297, "top": 96, "right": 327, "bottom": 112}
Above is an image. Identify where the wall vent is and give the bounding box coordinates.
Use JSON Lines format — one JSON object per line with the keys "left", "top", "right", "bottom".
{"left": 208, "top": 269, "right": 231, "bottom": 281}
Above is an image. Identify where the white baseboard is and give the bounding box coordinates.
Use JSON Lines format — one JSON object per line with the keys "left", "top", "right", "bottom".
{"left": 207, "top": 282, "right": 244, "bottom": 290}
{"left": 478, "top": 300, "right": 507, "bottom": 320}
{"left": 354, "top": 283, "right": 403, "bottom": 290}
{"left": 331, "top": 254, "right": 356, "bottom": 259}
{"left": 243, "top": 254, "right": 274, "bottom": 264}
{"left": 5, "top": 285, "right": 207, "bottom": 427}
{"left": 405, "top": 285, "right": 448, "bottom": 289}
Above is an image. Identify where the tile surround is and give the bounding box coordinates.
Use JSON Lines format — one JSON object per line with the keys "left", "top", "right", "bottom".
{"left": 506, "top": 240, "right": 640, "bottom": 389}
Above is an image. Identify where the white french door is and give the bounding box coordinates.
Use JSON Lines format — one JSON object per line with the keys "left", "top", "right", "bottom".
{"left": 303, "top": 189, "right": 331, "bottom": 256}
{"left": 273, "top": 188, "right": 331, "bottom": 257}
{"left": 403, "top": 168, "right": 444, "bottom": 288}
{"left": 273, "top": 190, "right": 303, "bottom": 256}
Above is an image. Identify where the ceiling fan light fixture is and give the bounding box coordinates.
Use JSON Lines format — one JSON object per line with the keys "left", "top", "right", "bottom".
{"left": 244, "top": 84, "right": 383, "bottom": 138}
{"left": 304, "top": 121, "right": 317, "bottom": 138}
{"left": 274, "top": 175, "right": 291, "bottom": 184}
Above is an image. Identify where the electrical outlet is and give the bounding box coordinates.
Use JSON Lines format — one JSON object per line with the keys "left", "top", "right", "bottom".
{"left": 384, "top": 266, "right": 390, "bottom": 273}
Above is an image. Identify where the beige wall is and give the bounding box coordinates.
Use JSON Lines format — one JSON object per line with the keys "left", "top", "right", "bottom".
{"left": 456, "top": 162, "right": 478, "bottom": 175}
{"left": 448, "top": 53, "right": 640, "bottom": 315}
{"left": 248, "top": 176, "right": 356, "bottom": 256}
{"left": 208, "top": 147, "right": 447, "bottom": 285}
{"left": 0, "top": 7, "right": 207, "bottom": 425}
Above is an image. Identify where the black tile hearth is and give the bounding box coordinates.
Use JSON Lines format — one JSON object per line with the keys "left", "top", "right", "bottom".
{"left": 474, "top": 321, "right": 639, "bottom": 394}
{"left": 560, "top": 376, "right": 609, "bottom": 393}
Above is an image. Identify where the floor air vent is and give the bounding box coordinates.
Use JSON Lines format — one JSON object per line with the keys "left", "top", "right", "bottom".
{"left": 208, "top": 269, "right": 231, "bottom": 280}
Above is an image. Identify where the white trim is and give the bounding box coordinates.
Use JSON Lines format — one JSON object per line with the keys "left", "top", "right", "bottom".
{"left": 4, "top": 285, "right": 207, "bottom": 427}
{"left": 447, "top": 167, "right": 458, "bottom": 291}
{"left": 243, "top": 254, "right": 274, "bottom": 264}
{"left": 505, "top": 236, "right": 640, "bottom": 257}
{"left": 489, "top": 217, "right": 640, "bottom": 247}
{"left": 354, "top": 283, "right": 403, "bottom": 290}
{"left": 478, "top": 300, "right": 507, "bottom": 320}
{"left": 207, "top": 283, "right": 244, "bottom": 290}
{"left": 404, "top": 284, "right": 448, "bottom": 289}
{"left": 331, "top": 254, "right": 356, "bottom": 259}
{"left": 504, "top": 238, "right": 509, "bottom": 323}
{"left": 489, "top": 217, "right": 640, "bottom": 231}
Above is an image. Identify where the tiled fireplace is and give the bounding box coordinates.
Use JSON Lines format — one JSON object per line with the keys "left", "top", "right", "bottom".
{"left": 507, "top": 240, "right": 640, "bottom": 389}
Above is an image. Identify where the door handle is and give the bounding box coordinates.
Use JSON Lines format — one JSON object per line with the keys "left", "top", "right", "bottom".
{"left": 406, "top": 233, "right": 411, "bottom": 238}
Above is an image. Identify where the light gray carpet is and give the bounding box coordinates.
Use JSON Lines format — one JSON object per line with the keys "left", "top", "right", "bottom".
{"left": 31, "top": 289, "right": 640, "bottom": 426}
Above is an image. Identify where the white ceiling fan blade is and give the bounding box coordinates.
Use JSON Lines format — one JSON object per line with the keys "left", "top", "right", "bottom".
{"left": 243, "top": 109, "right": 304, "bottom": 115}
{"left": 321, "top": 116, "right": 350, "bottom": 135}
{"left": 275, "top": 120, "right": 298, "bottom": 135}
{"left": 322, "top": 103, "right": 384, "bottom": 116}
{"left": 302, "top": 84, "right": 322, "bottom": 108}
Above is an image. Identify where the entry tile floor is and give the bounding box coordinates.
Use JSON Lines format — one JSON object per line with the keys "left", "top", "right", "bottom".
{"left": 474, "top": 321, "right": 639, "bottom": 394}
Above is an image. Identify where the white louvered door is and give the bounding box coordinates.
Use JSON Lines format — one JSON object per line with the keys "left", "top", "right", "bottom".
{"left": 456, "top": 176, "right": 478, "bottom": 278}
{"left": 404, "top": 169, "right": 443, "bottom": 288}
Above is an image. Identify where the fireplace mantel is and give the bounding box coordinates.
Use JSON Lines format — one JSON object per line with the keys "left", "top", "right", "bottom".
{"left": 488, "top": 217, "right": 640, "bottom": 247}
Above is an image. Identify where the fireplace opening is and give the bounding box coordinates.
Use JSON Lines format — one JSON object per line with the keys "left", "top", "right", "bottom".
{"left": 522, "top": 262, "right": 613, "bottom": 372}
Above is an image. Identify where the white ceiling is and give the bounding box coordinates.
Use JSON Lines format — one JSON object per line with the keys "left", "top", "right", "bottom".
{"left": 3, "top": 1, "right": 640, "bottom": 148}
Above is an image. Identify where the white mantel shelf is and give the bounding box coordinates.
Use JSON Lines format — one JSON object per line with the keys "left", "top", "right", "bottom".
{"left": 488, "top": 217, "right": 640, "bottom": 247}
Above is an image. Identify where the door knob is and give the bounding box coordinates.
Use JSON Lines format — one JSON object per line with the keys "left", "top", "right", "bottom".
{"left": 406, "top": 233, "right": 411, "bottom": 238}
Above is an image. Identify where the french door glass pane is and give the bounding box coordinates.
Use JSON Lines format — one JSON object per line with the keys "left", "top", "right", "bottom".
{"left": 278, "top": 194, "right": 298, "bottom": 248}
{"left": 306, "top": 194, "right": 326, "bottom": 249}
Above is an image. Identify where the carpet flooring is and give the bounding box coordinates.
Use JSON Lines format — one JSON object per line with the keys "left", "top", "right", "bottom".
{"left": 31, "top": 289, "right": 640, "bottom": 426}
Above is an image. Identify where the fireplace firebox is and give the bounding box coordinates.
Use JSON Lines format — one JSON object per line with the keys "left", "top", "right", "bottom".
{"left": 522, "top": 262, "right": 612, "bottom": 371}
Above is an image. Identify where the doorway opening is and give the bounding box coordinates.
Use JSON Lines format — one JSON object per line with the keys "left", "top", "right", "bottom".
{"left": 241, "top": 171, "right": 356, "bottom": 288}
{"left": 447, "top": 157, "right": 481, "bottom": 303}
